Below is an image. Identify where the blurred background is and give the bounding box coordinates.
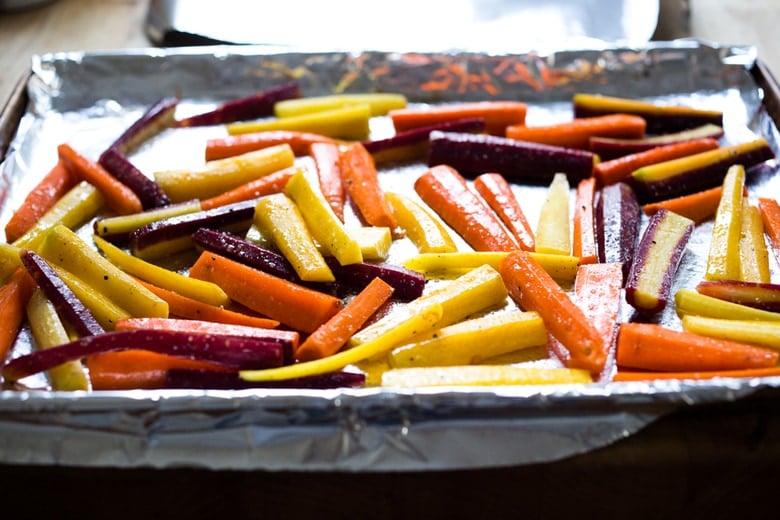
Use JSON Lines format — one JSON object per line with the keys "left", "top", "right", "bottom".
{"left": 0, "top": 0, "right": 777, "bottom": 106}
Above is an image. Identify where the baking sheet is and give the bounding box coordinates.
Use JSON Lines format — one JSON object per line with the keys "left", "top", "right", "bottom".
{"left": 1, "top": 41, "right": 779, "bottom": 471}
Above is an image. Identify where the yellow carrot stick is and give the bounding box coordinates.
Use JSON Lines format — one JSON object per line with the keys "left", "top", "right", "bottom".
{"left": 705, "top": 164, "right": 744, "bottom": 281}
{"left": 381, "top": 365, "right": 593, "bottom": 387}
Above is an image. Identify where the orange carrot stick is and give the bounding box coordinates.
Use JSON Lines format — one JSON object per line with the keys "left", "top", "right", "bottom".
{"left": 615, "top": 322, "right": 779, "bottom": 372}
{"left": 500, "top": 249, "right": 607, "bottom": 374}
{"left": 199, "top": 166, "right": 296, "bottom": 210}
{"left": 572, "top": 177, "right": 598, "bottom": 264}
{"left": 0, "top": 267, "right": 37, "bottom": 362}
{"left": 115, "top": 317, "right": 298, "bottom": 352}
{"left": 473, "top": 173, "right": 535, "bottom": 251}
{"left": 296, "top": 277, "right": 394, "bottom": 362}
{"left": 415, "top": 165, "right": 519, "bottom": 252}
{"left": 310, "top": 142, "right": 346, "bottom": 221}
{"left": 389, "top": 100, "right": 527, "bottom": 136}
{"left": 613, "top": 366, "right": 780, "bottom": 382}
{"left": 204, "top": 130, "right": 337, "bottom": 161}
{"left": 188, "top": 251, "right": 342, "bottom": 333}
{"left": 135, "top": 278, "right": 280, "bottom": 329}
{"left": 4, "top": 161, "right": 76, "bottom": 243}
{"left": 85, "top": 350, "right": 231, "bottom": 390}
{"left": 338, "top": 142, "right": 398, "bottom": 232}
{"left": 592, "top": 137, "right": 720, "bottom": 185}
{"left": 506, "top": 114, "right": 647, "bottom": 149}
{"left": 642, "top": 186, "right": 723, "bottom": 224}
{"left": 758, "top": 197, "right": 780, "bottom": 265}
{"left": 57, "top": 143, "right": 143, "bottom": 215}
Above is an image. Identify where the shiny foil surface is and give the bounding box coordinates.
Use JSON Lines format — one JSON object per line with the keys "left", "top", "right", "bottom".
{"left": 0, "top": 42, "right": 779, "bottom": 470}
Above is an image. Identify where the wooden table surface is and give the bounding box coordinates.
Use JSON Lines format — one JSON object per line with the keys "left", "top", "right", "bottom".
{"left": 2, "top": 1, "right": 780, "bottom": 518}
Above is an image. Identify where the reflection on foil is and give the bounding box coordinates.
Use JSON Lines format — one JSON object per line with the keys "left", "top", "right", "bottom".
{"left": 145, "top": 0, "right": 660, "bottom": 53}
{"left": 0, "top": 43, "right": 779, "bottom": 471}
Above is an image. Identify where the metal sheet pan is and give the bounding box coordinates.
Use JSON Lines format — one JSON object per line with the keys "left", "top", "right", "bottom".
{"left": 1, "top": 41, "right": 779, "bottom": 471}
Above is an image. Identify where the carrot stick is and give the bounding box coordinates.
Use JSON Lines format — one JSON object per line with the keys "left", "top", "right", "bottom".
{"left": 338, "top": 142, "right": 399, "bottom": 232}
{"left": 115, "top": 317, "right": 298, "bottom": 353}
{"left": 615, "top": 322, "right": 779, "bottom": 372}
{"left": 4, "top": 161, "right": 76, "bottom": 243}
{"left": 188, "top": 251, "right": 343, "bottom": 333}
{"left": 415, "top": 165, "right": 519, "bottom": 252}
{"left": 85, "top": 350, "right": 231, "bottom": 390}
{"left": 198, "top": 166, "right": 297, "bottom": 210}
{"left": 500, "top": 250, "right": 607, "bottom": 374}
{"left": 593, "top": 138, "right": 720, "bottom": 185}
{"left": 506, "top": 114, "right": 647, "bottom": 149}
{"left": 0, "top": 267, "right": 37, "bottom": 362}
{"left": 310, "top": 142, "right": 346, "bottom": 221}
{"left": 613, "top": 366, "right": 780, "bottom": 382}
{"left": 205, "top": 130, "right": 337, "bottom": 161}
{"left": 758, "top": 197, "right": 780, "bottom": 265}
{"left": 57, "top": 143, "right": 143, "bottom": 215}
{"left": 135, "top": 278, "right": 280, "bottom": 329}
{"left": 572, "top": 177, "right": 598, "bottom": 264}
{"left": 296, "top": 277, "right": 395, "bottom": 362}
{"left": 473, "top": 173, "right": 535, "bottom": 251}
{"left": 642, "top": 186, "right": 723, "bottom": 224}
{"left": 389, "top": 100, "right": 527, "bottom": 136}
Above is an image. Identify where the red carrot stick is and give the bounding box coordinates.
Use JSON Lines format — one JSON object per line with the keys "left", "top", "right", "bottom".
{"left": 415, "top": 165, "right": 519, "bottom": 252}
{"left": 310, "top": 142, "right": 346, "bottom": 221}
{"left": 205, "top": 130, "right": 336, "bottom": 161}
{"left": 642, "top": 186, "right": 723, "bottom": 224}
{"left": 4, "top": 161, "right": 76, "bottom": 243}
{"left": 506, "top": 114, "right": 647, "bottom": 149}
{"left": 188, "top": 251, "right": 343, "bottom": 333}
{"left": 198, "top": 166, "right": 296, "bottom": 210}
{"left": 338, "top": 142, "right": 398, "bottom": 232}
{"left": 296, "top": 277, "right": 394, "bottom": 362}
{"left": 135, "top": 278, "right": 280, "bottom": 329}
{"left": 615, "top": 322, "right": 779, "bottom": 372}
{"left": 389, "top": 100, "right": 527, "bottom": 136}
{"left": 593, "top": 137, "right": 720, "bottom": 185}
{"left": 0, "top": 267, "right": 37, "bottom": 362}
{"left": 473, "top": 173, "right": 535, "bottom": 251}
{"left": 57, "top": 143, "right": 143, "bottom": 215}
{"left": 572, "top": 177, "right": 598, "bottom": 264}
{"left": 500, "top": 249, "right": 607, "bottom": 374}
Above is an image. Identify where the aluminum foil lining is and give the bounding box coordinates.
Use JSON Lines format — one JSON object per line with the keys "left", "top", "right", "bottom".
{"left": 0, "top": 41, "right": 779, "bottom": 471}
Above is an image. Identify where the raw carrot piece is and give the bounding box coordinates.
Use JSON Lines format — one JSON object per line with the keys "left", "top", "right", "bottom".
{"left": 572, "top": 177, "right": 598, "bottom": 264}
{"left": 500, "top": 249, "right": 607, "bottom": 374}
{"left": 385, "top": 192, "right": 457, "bottom": 254}
{"left": 592, "top": 138, "right": 720, "bottom": 185}
{"left": 188, "top": 251, "right": 343, "bottom": 333}
{"left": 85, "top": 350, "right": 231, "bottom": 390}
{"left": 57, "top": 143, "right": 143, "bottom": 215}
{"left": 473, "top": 173, "right": 535, "bottom": 251}
{"left": 414, "top": 165, "right": 518, "bottom": 252}
{"left": 534, "top": 173, "right": 571, "bottom": 256}
{"left": 296, "top": 277, "right": 395, "bottom": 362}
{"left": 0, "top": 267, "right": 37, "bottom": 362}
{"left": 757, "top": 197, "right": 780, "bottom": 265}
{"left": 339, "top": 142, "right": 399, "bottom": 232}
{"left": 704, "top": 164, "right": 744, "bottom": 281}
{"left": 613, "top": 366, "right": 780, "bottom": 382}
{"left": 205, "top": 130, "right": 337, "bottom": 161}
{"left": 115, "top": 317, "right": 298, "bottom": 354}
{"left": 389, "top": 100, "right": 527, "bottom": 136}
{"left": 572, "top": 262, "right": 623, "bottom": 380}
{"left": 4, "top": 161, "right": 76, "bottom": 243}
{"left": 135, "top": 278, "right": 280, "bottom": 329}
{"left": 642, "top": 186, "right": 723, "bottom": 224}
{"left": 739, "top": 200, "right": 771, "bottom": 283}
{"left": 310, "top": 142, "right": 346, "bottom": 222}
{"left": 615, "top": 322, "right": 779, "bottom": 372}
{"left": 506, "top": 114, "right": 647, "bottom": 149}
{"left": 199, "top": 166, "right": 297, "bottom": 210}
